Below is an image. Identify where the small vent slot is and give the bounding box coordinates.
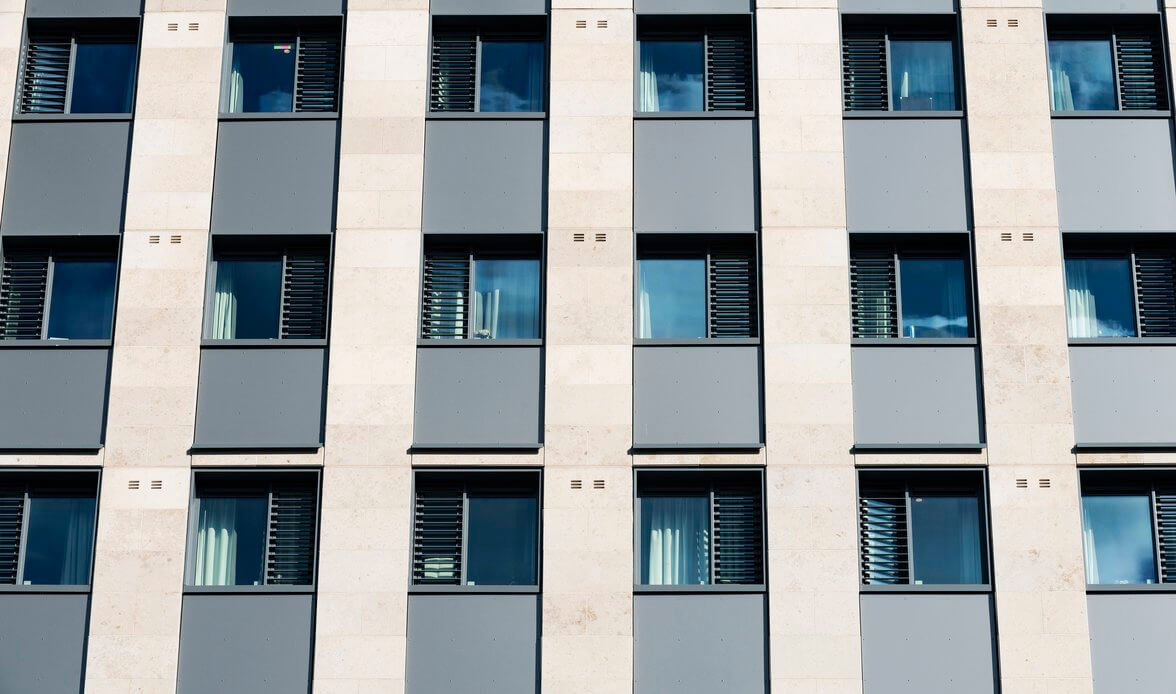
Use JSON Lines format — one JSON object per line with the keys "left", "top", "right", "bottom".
{"left": 575, "top": 20, "right": 587, "bottom": 29}
{"left": 167, "top": 22, "right": 178, "bottom": 31}
{"left": 570, "top": 479, "right": 582, "bottom": 489}
{"left": 573, "top": 233, "right": 585, "bottom": 242}
{"left": 150, "top": 480, "right": 162, "bottom": 490}
{"left": 149, "top": 235, "right": 160, "bottom": 244}
{"left": 597, "top": 20, "right": 607, "bottom": 29}
{"left": 1022, "top": 232, "right": 1034, "bottom": 242}
{"left": 1000, "top": 232, "right": 1013, "bottom": 242}
{"left": 1038, "top": 479, "right": 1051, "bottom": 489}
{"left": 188, "top": 22, "right": 199, "bottom": 31}
{"left": 986, "top": 19, "right": 998, "bottom": 28}
{"left": 1007, "top": 19, "right": 1018, "bottom": 28}
{"left": 593, "top": 480, "right": 605, "bottom": 490}
{"left": 594, "top": 233, "right": 607, "bottom": 243}
{"left": 127, "top": 480, "right": 140, "bottom": 490}
{"left": 169, "top": 235, "right": 181, "bottom": 244}
{"left": 1016, "top": 478, "right": 1028, "bottom": 489}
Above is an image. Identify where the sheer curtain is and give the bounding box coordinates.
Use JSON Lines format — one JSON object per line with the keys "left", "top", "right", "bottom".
{"left": 642, "top": 496, "right": 709, "bottom": 585}
{"left": 1081, "top": 504, "right": 1100, "bottom": 584}
{"left": 1049, "top": 65, "right": 1075, "bottom": 111}
{"left": 1064, "top": 260, "right": 1099, "bottom": 338}
{"left": 211, "top": 263, "right": 239, "bottom": 339}
{"left": 193, "top": 499, "right": 240, "bottom": 586}
{"left": 228, "top": 67, "right": 245, "bottom": 113}
{"left": 953, "top": 499, "right": 982, "bottom": 584}
{"left": 638, "top": 47, "right": 660, "bottom": 112}
{"left": 56, "top": 499, "right": 95, "bottom": 584}
{"left": 473, "top": 290, "right": 500, "bottom": 338}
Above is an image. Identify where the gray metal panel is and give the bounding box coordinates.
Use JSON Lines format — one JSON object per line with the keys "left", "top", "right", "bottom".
{"left": 431, "top": 0, "right": 547, "bottom": 14}
{"left": 1069, "top": 346, "right": 1176, "bottom": 446}
{"left": 0, "top": 593, "right": 89, "bottom": 694}
{"left": 851, "top": 346, "right": 983, "bottom": 446}
{"left": 422, "top": 119, "right": 545, "bottom": 234}
{"left": 1052, "top": 119, "right": 1176, "bottom": 232}
{"left": 633, "top": 345, "right": 763, "bottom": 447}
{"left": 1044, "top": 0, "right": 1159, "bottom": 12}
{"left": 413, "top": 346, "right": 542, "bottom": 447}
{"left": 1, "top": 121, "right": 130, "bottom": 236}
{"left": 194, "top": 347, "right": 326, "bottom": 448}
{"left": 635, "top": 0, "right": 751, "bottom": 13}
{"left": 634, "top": 593, "right": 766, "bottom": 694}
{"left": 25, "top": 0, "right": 142, "bottom": 17}
{"left": 860, "top": 593, "right": 996, "bottom": 694}
{"left": 228, "top": 0, "right": 342, "bottom": 15}
{"left": 177, "top": 593, "right": 314, "bottom": 694}
{"left": 0, "top": 347, "right": 110, "bottom": 448}
{"left": 406, "top": 594, "right": 539, "bottom": 694}
{"left": 840, "top": 0, "right": 956, "bottom": 11}
{"left": 211, "top": 120, "right": 338, "bottom": 236}
{"left": 1088, "top": 593, "right": 1176, "bottom": 693}
{"left": 634, "top": 119, "right": 757, "bottom": 233}
{"left": 844, "top": 118, "right": 969, "bottom": 233}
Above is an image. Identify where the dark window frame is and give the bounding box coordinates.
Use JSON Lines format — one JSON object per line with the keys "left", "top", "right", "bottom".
{"left": 634, "top": 14, "right": 756, "bottom": 115}
{"left": 428, "top": 16, "right": 549, "bottom": 115}
{"left": 0, "top": 237, "right": 120, "bottom": 343}
{"left": 0, "top": 469, "right": 100, "bottom": 591}
{"left": 1063, "top": 235, "right": 1176, "bottom": 341}
{"left": 1045, "top": 14, "right": 1171, "bottom": 113}
{"left": 221, "top": 17, "right": 343, "bottom": 116}
{"left": 17, "top": 18, "right": 141, "bottom": 117}
{"left": 841, "top": 15, "right": 963, "bottom": 114}
{"left": 1078, "top": 468, "right": 1176, "bottom": 591}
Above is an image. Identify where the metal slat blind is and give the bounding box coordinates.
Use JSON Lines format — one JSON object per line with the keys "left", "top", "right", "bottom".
{"left": 1156, "top": 489, "right": 1176, "bottom": 583}
{"left": 430, "top": 33, "right": 477, "bottom": 112}
{"left": 20, "top": 35, "right": 71, "bottom": 114}
{"left": 1116, "top": 31, "right": 1168, "bottom": 111}
{"left": 708, "top": 250, "right": 757, "bottom": 338}
{"left": 295, "top": 33, "right": 341, "bottom": 112}
{"left": 281, "top": 249, "right": 329, "bottom": 339}
{"left": 706, "top": 31, "right": 752, "bottom": 111}
{"left": 0, "top": 492, "right": 23, "bottom": 584}
{"left": 842, "top": 31, "right": 887, "bottom": 111}
{"left": 421, "top": 252, "right": 470, "bottom": 339}
{"left": 0, "top": 251, "right": 49, "bottom": 340}
{"left": 265, "top": 486, "right": 316, "bottom": 585}
{"left": 1134, "top": 250, "right": 1176, "bottom": 337}
{"left": 712, "top": 487, "right": 763, "bottom": 584}
{"left": 859, "top": 488, "right": 909, "bottom": 585}
{"left": 850, "top": 249, "right": 897, "bottom": 338}
{"left": 412, "top": 489, "right": 463, "bottom": 585}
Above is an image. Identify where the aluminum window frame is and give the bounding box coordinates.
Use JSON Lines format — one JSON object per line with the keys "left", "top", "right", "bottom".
{"left": 427, "top": 16, "right": 550, "bottom": 116}
{"left": 1063, "top": 235, "right": 1176, "bottom": 343}
{"left": 840, "top": 14, "right": 964, "bottom": 115}
{"left": 219, "top": 16, "right": 343, "bottom": 118}
{"left": 0, "top": 468, "right": 100, "bottom": 592}
{"left": 16, "top": 17, "right": 142, "bottom": 118}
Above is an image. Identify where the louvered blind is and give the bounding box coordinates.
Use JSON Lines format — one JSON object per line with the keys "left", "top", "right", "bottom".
{"left": 295, "top": 33, "right": 341, "bottom": 112}
{"left": 1155, "top": 488, "right": 1176, "bottom": 583}
{"left": 421, "top": 252, "right": 470, "bottom": 339}
{"left": 859, "top": 488, "right": 909, "bottom": 585}
{"left": 843, "top": 32, "right": 888, "bottom": 111}
{"left": 20, "top": 35, "right": 71, "bottom": 114}
{"left": 850, "top": 249, "right": 897, "bottom": 338}
{"left": 708, "top": 250, "right": 757, "bottom": 338}
{"left": 1116, "top": 31, "right": 1168, "bottom": 111}
{"left": 412, "top": 489, "right": 463, "bottom": 585}
{"left": 0, "top": 251, "right": 49, "bottom": 340}
{"left": 281, "top": 249, "right": 329, "bottom": 339}
{"left": 430, "top": 33, "right": 477, "bottom": 112}
{"left": 265, "top": 486, "right": 316, "bottom": 585}
{"left": 713, "top": 487, "right": 763, "bottom": 584}
{"left": 1134, "top": 250, "right": 1176, "bottom": 337}
{"left": 706, "top": 31, "right": 753, "bottom": 111}
{"left": 0, "top": 492, "right": 23, "bottom": 585}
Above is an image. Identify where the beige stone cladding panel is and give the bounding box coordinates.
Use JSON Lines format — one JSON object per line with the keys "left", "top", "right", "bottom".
{"left": 961, "top": 6, "right": 1092, "bottom": 693}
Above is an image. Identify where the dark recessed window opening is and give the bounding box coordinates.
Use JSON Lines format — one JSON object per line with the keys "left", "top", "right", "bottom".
{"left": 0, "top": 239, "right": 118, "bottom": 341}
{"left": 637, "top": 16, "right": 753, "bottom": 113}
{"left": 842, "top": 16, "right": 960, "bottom": 112}
{"left": 0, "top": 471, "right": 98, "bottom": 586}
{"left": 430, "top": 17, "right": 546, "bottom": 113}
{"left": 225, "top": 19, "right": 342, "bottom": 114}
{"left": 19, "top": 19, "right": 139, "bottom": 114}
{"left": 420, "top": 236, "right": 542, "bottom": 340}
{"left": 1063, "top": 237, "right": 1176, "bottom": 339}
{"left": 1047, "top": 17, "right": 1168, "bottom": 112}
{"left": 1080, "top": 470, "right": 1176, "bottom": 586}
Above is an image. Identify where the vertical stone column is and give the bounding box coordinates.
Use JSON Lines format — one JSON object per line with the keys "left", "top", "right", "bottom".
{"left": 85, "top": 2, "right": 226, "bottom": 692}
{"left": 960, "top": 5, "right": 1093, "bottom": 693}
{"left": 313, "top": 2, "right": 427, "bottom": 692}
{"left": 757, "top": 2, "right": 862, "bottom": 692}
{"left": 543, "top": 4, "right": 634, "bottom": 693}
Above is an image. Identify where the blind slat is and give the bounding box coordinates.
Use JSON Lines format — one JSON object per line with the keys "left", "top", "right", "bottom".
{"left": 1116, "top": 31, "right": 1168, "bottom": 111}
{"left": 0, "top": 251, "right": 49, "bottom": 340}
{"left": 850, "top": 248, "right": 897, "bottom": 338}
{"left": 706, "top": 31, "right": 753, "bottom": 112}
{"left": 0, "top": 492, "right": 23, "bottom": 585}
{"left": 281, "top": 248, "right": 329, "bottom": 340}
{"left": 295, "top": 33, "right": 341, "bottom": 112}
{"left": 713, "top": 487, "right": 763, "bottom": 584}
{"left": 265, "top": 485, "right": 317, "bottom": 585}
{"left": 860, "top": 489, "right": 909, "bottom": 585}
{"left": 412, "top": 490, "right": 463, "bottom": 585}
{"left": 708, "top": 249, "right": 757, "bottom": 338}
{"left": 1134, "top": 250, "right": 1176, "bottom": 338}
{"left": 430, "top": 34, "right": 477, "bottom": 112}
{"left": 843, "top": 31, "right": 888, "bottom": 111}
{"left": 20, "top": 36, "right": 71, "bottom": 114}
{"left": 421, "top": 253, "right": 470, "bottom": 339}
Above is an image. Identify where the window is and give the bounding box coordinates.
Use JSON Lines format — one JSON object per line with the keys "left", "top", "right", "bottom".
{"left": 0, "top": 241, "right": 118, "bottom": 340}
{"left": 412, "top": 470, "right": 540, "bottom": 587}
{"left": 859, "top": 470, "right": 989, "bottom": 586}
{"left": 19, "top": 20, "right": 139, "bottom": 114}
{"left": 224, "top": 20, "right": 342, "bottom": 113}
{"left": 0, "top": 472, "right": 98, "bottom": 586}
{"left": 850, "top": 236, "right": 973, "bottom": 339}
{"left": 636, "top": 470, "right": 763, "bottom": 586}
{"left": 636, "top": 17, "right": 753, "bottom": 113}
{"left": 187, "top": 471, "right": 318, "bottom": 587}
{"left": 1063, "top": 238, "right": 1176, "bottom": 339}
{"left": 636, "top": 236, "right": 758, "bottom": 340}
{"left": 420, "top": 237, "right": 542, "bottom": 340}
{"left": 430, "top": 18, "right": 546, "bottom": 113}
{"left": 205, "top": 239, "right": 329, "bottom": 340}
{"left": 1047, "top": 18, "right": 1168, "bottom": 112}
{"left": 842, "top": 18, "right": 959, "bottom": 112}
{"left": 1080, "top": 470, "right": 1176, "bottom": 586}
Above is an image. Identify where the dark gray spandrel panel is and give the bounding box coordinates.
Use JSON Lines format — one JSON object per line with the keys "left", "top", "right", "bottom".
{"left": 194, "top": 347, "right": 326, "bottom": 448}
{"left": 422, "top": 119, "right": 545, "bottom": 234}
{"left": 2, "top": 121, "right": 130, "bottom": 236}
{"left": 1088, "top": 593, "right": 1176, "bottom": 693}
{"left": 406, "top": 594, "right": 539, "bottom": 694}
{"left": 413, "top": 346, "right": 542, "bottom": 447}
{"left": 851, "top": 346, "right": 982, "bottom": 446}
{"left": 633, "top": 345, "right": 762, "bottom": 447}
{"left": 861, "top": 593, "right": 996, "bottom": 694}
{"left": 1070, "top": 346, "right": 1176, "bottom": 445}
{"left": 636, "top": 0, "right": 751, "bottom": 13}
{"left": 212, "top": 120, "right": 338, "bottom": 235}
{"left": 431, "top": 0, "right": 547, "bottom": 13}
{"left": 0, "top": 593, "right": 89, "bottom": 694}
{"left": 634, "top": 593, "right": 766, "bottom": 694}
{"left": 1044, "top": 0, "right": 1159, "bottom": 12}
{"left": 844, "top": 118, "right": 968, "bottom": 233}
{"left": 1052, "top": 119, "right": 1176, "bottom": 232}
{"left": 177, "top": 594, "right": 313, "bottom": 694}
{"left": 0, "top": 347, "right": 110, "bottom": 448}
{"left": 228, "top": 0, "right": 342, "bottom": 15}
{"left": 634, "top": 119, "right": 757, "bottom": 233}
{"left": 25, "top": 0, "right": 142, "bottom": 16}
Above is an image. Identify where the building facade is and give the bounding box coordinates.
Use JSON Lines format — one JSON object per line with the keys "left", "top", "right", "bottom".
{"left": 0, "top": 0, "right": 1174, "bottom": 692}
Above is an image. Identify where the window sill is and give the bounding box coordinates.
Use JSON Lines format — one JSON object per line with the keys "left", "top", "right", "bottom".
{"left": 843, "top": 110, "right": 964, "bottom": 119}
{"left": 852, "top": 442, "right": 986, "bottom": 451}
{"left": 426, "top": 111, "right": 546, "bottom": 120}
{"left": 417, "top": 338, "right": 543, "bottom": 347}
{"left": 12, "top": 113, "right": 133, "bottom": 122}
{"left": 1051, "top": 110, "right": 1171, "bottom": 119}
{"left": 1086, "top": 584, "right": 1176, "bottom": 593}
{"left": 1070, "top": 338, "right": 1176, "bottom": 346}
{"left": 218, "top": 111, "right": 339, "bottom": 121}
{"left": 410, "top": 443, "right": 543, "bottom": 451}
{"left": 183, "top": 585, "right": 315, "bottom": 594}
{"left": 201, "top": 339, "right": 328, "bottom": 348}
{"left": 188, "top": 444, "right": 323, "bottom": 452}
{"left": 852, "top": 338, "right": 976, "bottom": 346}
{"left": 0, "top": 339, "right": 112, "bottom": 348}
{"left": 630, "top": 442, "right": 765, "bottom": 451}
{"left": 0, "top": 584, "right": 91, "bottom": 593}
{"left": 634, "top": 110, "right": 755, "bottom": 119}
{"left": 861, "top": 584, "right": 991, "bottom": 594}
{"left": 634, "top": 338, "right": 760, "bottom": 346}
{"left": 634, "top": 584, "right": 766, "bottom": 594}
{"left": 409, "top": 584, "right": 540, "bottom": 594}
{"left": 1074, "top": 442, "right": 1176, "bottom": 451}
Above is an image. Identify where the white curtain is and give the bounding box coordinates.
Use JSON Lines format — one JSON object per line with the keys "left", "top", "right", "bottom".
{"left": 638, "top": 48, "right": 660, "bottom": 113}
{"left": 211, "top": 263, "right": 239, "bottom": 339}
{"left": 1064, "top": 261, "right": 1099, "bottom": 338}
{"left": 643, "top": 496, "right": 709, "bottom": 585}
{"left": 193, "top": 499, "right": 240, "bottom": 586}
{"left": 637, "top": 289, "right": 652, "bottom": 339}
{"left": 473, "top": 289, "right": 501, "bottom": 339}
{"left": 1049, "top": 66, "right": 1075, "bottom": 111}
{"left": 1082, "top": 506, "right": 1100, "bottom": 585}
{"left": 228, "top": 69, "right": 245, "bottom": 113}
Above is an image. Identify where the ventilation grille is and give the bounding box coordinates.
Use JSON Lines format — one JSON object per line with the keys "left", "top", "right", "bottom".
{"left": 713, "top": 487, "right": 763, "bottom": 584}
{"left": 265, "top": 486, "right": 316, "bottom": 585}
{"left": 842, "top": 31, "right": 887, "bottom": 111}
{"left": 1135, "top": 250, "right": 1176, "bottom": 337}
{"left": 0, "top": 251, "right": 49, "bottom": 339}
{"left": 1116, "top": 31, "right": 1168, "bottom": 111}
{"left": 708, "top": 250, "right": 757, "bottom": 338}
{"left": 859, "top": 488, "right": 908, "bottom": 584}
{"left": 706, "top": 31, "right": 752, "bottom": 111}
{"left": 295, "top": 33, "right": 341, "bottom": 112}
{"left": 430, "top": 33, "right": 477, "bottom": 112}
{"left": 281, "top": 249, "right": 329, "bottom": 339}
{"left": 850, "top": 249, "right": 897, "bottom": 338}
{"left": 412, "top": 489, "right": 463, "bottom": 585}
{"left": 0, "top": 492, "right": 23, "bottom": 585}
{"left": 421, "top": 252, "right": 470, "bottom": 339}
{"left": 20, "top": 35, "right": 71, "bottom": 114}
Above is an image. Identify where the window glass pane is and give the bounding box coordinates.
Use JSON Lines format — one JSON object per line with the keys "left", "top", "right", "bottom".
{"left": 466, "top": 496, "right": 538, "bottom": 585}
{"left": 228, "top": 40, "right": 295, "bottom": 113}
{"left": 192, "top": 496, "right": 267, "bottom": 586}
{"left": 1082, "top": 494, "right": 1157, "bottom": 585}
{"left": 1064, "top": 257, "right": 1136, "bottom": 338}
{"left": 898, "top": 256, "right": 970, "bottom": 338}
{"left": 46, "top": 258, "right": 117, "bottom": 340}
{"left": 22, "top": 496, "right": 96, "bottom": 585}
{"left": 472, "top": 258, "right": 540, "bottom": 339}
{"left": 479, "top": 40, "right": 545, "bottom": 112}
{"left": 637, "top": 258, "right": 707, "bottom": 338}
{"left": 640, "top": 495, "right": 710, "bottom": 585}
{"left": 209, "top": 257, "right": 282, "bottom": 339}
{"left": 70, "top": 41, "right": 137, "bottom": 113}
{"left": 638, "top": 40, "right": 704, "bottom": 112}
{"left": 1048, "top": 38, "right": 1116, "bottom": 111}
{"left": 910, "top": 494, "right": 984, "bottom": 584}
{"left": 889, "top": 39, "right": 956, "bottom": 111}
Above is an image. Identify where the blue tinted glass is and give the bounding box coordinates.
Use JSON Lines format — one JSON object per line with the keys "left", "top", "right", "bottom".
{"left": 1048, "top": 39, "right": 1116, "bottom": 111}
{"left": 640, "top": 495, "right": 709, "bottom": 585}
{"left": 192, "top": 496, "right": 268, "bottom": 586}
{"left": 70, "top": 42, "right": 137, "bottom": 113}
{"left": 1064, "top": 257, "right": 1136, "bottom": 338}
{"left": 890, "top": 40, "right": 956, "bottom": 111}
{"left": 638, "top": 40, "right": 704, "bottom": 112}
{"left": 479, "top": 41, "right": 545, "bottom": 112}
{"left": 472, "top": 258, "right": 541, "bottom": 339}
{"left": 466, "top": 496, "right": 538, "bottom": 585}
{"left": 899, "top": 257, "right": 969, "bottom": 338}
{"left": 1082, "top": 495, "right": 1157, "bottom": 585}
{"left": 228, "top": 41, "right": 295, "bottom": 112}
{"left": 210, "top": 257, "right": 282, "bottom": 339}
{"left": 910, "top": 494, "right": 984, "bottom": 584}
{"left": 46, "top": 258, "right": 117, "bottom": 340}
{"left": 638, "top": 258, "right": 707, "bottom": 338}
{"left": 22, "top": 496, "right": 96, "bottom": 585}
